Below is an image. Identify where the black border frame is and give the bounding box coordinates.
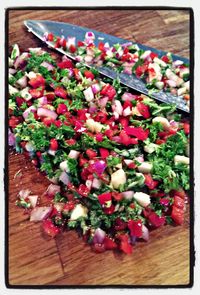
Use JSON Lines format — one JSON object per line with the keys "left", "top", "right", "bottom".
{"left": 4, "top": 6, "right": 195, "bottom": 289}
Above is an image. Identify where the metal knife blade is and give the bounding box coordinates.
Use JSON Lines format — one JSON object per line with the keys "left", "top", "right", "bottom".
{"left": 24, "top": 20, "right": 189, "bottom": 113}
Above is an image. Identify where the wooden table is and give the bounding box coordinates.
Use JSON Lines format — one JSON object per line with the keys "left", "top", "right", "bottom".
{"left": 8, "top": 8, "right": 191, "bottom": 286}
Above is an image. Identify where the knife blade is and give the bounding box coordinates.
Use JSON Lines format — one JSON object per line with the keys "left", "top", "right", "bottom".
{"left": 24, "top": 20, "right": 189, "bottom": 113}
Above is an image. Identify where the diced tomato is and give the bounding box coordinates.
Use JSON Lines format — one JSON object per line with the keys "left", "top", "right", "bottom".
{"left": 29, "top": 88, "right": 44, "bottom": 98}
{"left": 136, "top": 102, "right": 151, "bottom": 119}
{"left": 29, "top": 75, "right": 45, "bottom": 88}
{"left": 55, "top": 86, "right": 67, "bottom": 99}
{"left": 54, "top": 37, "right": 61, "bottom": 48}
{"left": 159, "top": 198, "right": 170, "bottom": 206}
{"left": 99, "top": 148, "right": 110, "bottom": 158}
{"left": 171, "top": 206, "right": 184, "bottom": 225}
{"left": 56, "top": 103, "right": 68, "bottom": 115}
{"left": 16, "top": 97, "right": 24, "bottom": 107}
{"left": 69, "top": 44, "right": 77, "bottom": 53}
{"left": 92, "top": 243, "right": 106, "bottom": 253}
{"left": 9, "top": 116, "right": 22, "bottom": 128}
{"left": 119, "top": 130, "right": 132, "bottom": 146}
{"left": 150, "top": 191, "right": 166, "bottom": 198}
{"left": 144, "top": 174, "right": 159, "bottom": 190}
{"left": 114, "top": 217, "right": 127, "bottom": 230}
{"left": 50, "top": 138, "right": 58, "bottom": 151}
{"left": 128, "top": 219, "right": 143, "bottom": 237}
{"left": 173, "top": 195, "right": 185, "bottom": 210}
{"left": 183, "top": 122, "right": 190, "bottom": 135}
{"left": 129, "top": 203, "right": 135, "bottom": 209}
{"left": 54, "top": 120, "right": 62, "bottom": 128}
{"left": 170, "top": 189, "right": 186, "bottom": 200}
{"left": 47, "top": 33, "right": 54, "bottom": 41}
{"left": 123, "top": 100, "right": 133, "bottom": 110}
{"left": 57, "top": 59, "right": 74, "bottom": 69}
{"left": 118, "top": 234, "right": 133, "bottom": 255}
{"left": 155, "top": 138, "right": 166, "bottom": 145}
{"left": 77, "top": 184, "right": 90, "bottom": 197}
{"left": 100, "top": 84, "right": 116, "bottom": 100}
{"left": 161, "top": 55, "right": 170, "bottom": 63}
{"left": 98, "top": 42, "right": 105, "bottom": 51}
{"left": 119, "top": 117, "right": 129, "bottom": 127}
{"left": 128, "top": 162, "right": 137, "bottom": 169}
{"left": 65, "top": 138, "right": 76, "bottom": 146}
{"left": 148, "top": 212, "right": 166, "bottom": 228}
{"left": 63, "top": 201, "right": 75, "bottom": 211}
{"left": 42, "top": 219, "right": 60, "bottom": 238}
{"left": 104, "top": 236, "right": 117, "bottom": 250}
{"left": 104, "top": 204, "right": 115, "bottom": 215}
{"left": 59, "top": 38, "right": 67, "bottom": 49}
{"left": 86, "top": 149, "right": 97, "bottom": 159}
{"left": 98, "top": 192, "right": 112, "bottom": 205}
{"left": 135, "top": 64, "right": 148, "bottom": 78}
{"left": 94, "top": 111, "right": 107, "bottom": 123}
{"left": 112, "top": 192, "right": 123, "bottom": 202}
{"left": 150, "top": 52, "right": 158, "bottom": 60}
{"left": 77, "top": 40, "right": 85, "bottom": 47}
{"left": 95, "top": 133, "right": 103, "bottom": 142}
{"left": 105, "top": 129, "right": 114, "bottom": 138}
{"left": 42, "top": 117, "right": 55, "bottom": 127}
{"left": 124, "top": 126, "right": 149, "bottom": 141}
{"left": 45, "top": 91, "right": 55, "bottom": 101}
{"left": 84, "top": 70, "right": 95, "bottom": 80}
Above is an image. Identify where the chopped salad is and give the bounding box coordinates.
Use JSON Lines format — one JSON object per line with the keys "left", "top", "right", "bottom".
{"left": 8, "top": 44, "right": 190, "bottom": 254}
{"left": 42, "top": 31, "right": 190, "bottom": 104}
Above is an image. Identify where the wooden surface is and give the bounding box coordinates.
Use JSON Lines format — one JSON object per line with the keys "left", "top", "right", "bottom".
{"left": 8, "top": 9, "right": 190, "bottom": 286}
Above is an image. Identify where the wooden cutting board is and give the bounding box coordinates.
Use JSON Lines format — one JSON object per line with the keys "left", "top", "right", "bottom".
{"left": 7, "top": 9, "right": 191, "bottom": 286}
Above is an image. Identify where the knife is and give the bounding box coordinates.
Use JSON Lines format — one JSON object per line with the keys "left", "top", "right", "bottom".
{"left": 24, "top": 20, "right": 189, "bottom": 113}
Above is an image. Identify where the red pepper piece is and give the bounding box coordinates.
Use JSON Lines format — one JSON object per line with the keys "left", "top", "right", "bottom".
{"left": 118, "top": 234, "right": 133, "bottom": 255}
{"left": 86, "top": 149, "right": 98, "bottom": 159}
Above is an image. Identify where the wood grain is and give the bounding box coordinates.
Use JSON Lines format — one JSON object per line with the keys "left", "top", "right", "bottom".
{"left": 8, "top": 9, "right": 191, "bottom": 286}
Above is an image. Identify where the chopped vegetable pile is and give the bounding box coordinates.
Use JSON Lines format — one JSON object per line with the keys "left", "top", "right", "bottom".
{"left": 42, "top": 31, "right": 190, "bottom": 105}
{"left": 9, "top": 44, "right": 190, "bottom": 254}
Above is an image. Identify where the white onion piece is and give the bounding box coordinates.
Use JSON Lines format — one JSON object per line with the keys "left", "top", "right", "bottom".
{"left": 83, "top": 87, "right": 94, "bottom": 102}
{"left": 20, "top": 87, "right": 32, "bottom": 101}
{"left": 67, "top": 36, "right": 76, "bottom": 48}
{"left": 84, "top": 55, "right": 93, "bottom": 63}
{"left": 86, "top": 180, "right": 92, "bottom": 189}
{"left": 25, "top": 142, "right": 35, "bottom": 152}
{"left": 92, "top": 178, "right": 102, "bottom": 189}
{"left": 30, "top": 206, "right": 52, "bottom": 221}
{"left": 93, "top": 228, "right": 106, "bottom": 244}
{"left": 121, "top": 191, "right": 134, "bottom": 200}
{"left": 173, "top": 60, "right": 184, "bottom": 67}
{"left": 16, "top": 75, "right": 28, "bottom": 89}
{"left": 37, "top": 107, "right": 58, "bottom": 120}
{"left": 124, "top": 159, "right": 134, "bottom": 166}
{"left": 134, "top": 192, "right": 151, "bottom": 207}
{"left": 23, "top": 106, "right": 36, "bottom": 119}
{"left": 28, "top": 47, "right": 44, "bottom": 54}
{"left": 141, "top": 224, "right": 149, "bottom": 241}
{"left": 48, "top": 149, "right": 56, "bottom": 156}
{"left": 141, "top": 50, "right": 151, "bottom": 60}
{"left": 40, "top": 61, "right": 55, "bottom": 71}
{"left": 59, "top": 171, "right": 70, "bottom": 185}
{"left": 19, "top": 189, "right": 31, "bottom": 199}
{"left": 27, "top": 195, "right": 38, "bottom": 208}
{"left": 123, "top": 106, "right": 131, "bottom": 117}
{"left": 45, "top": 184, "right": 60, "bottom": 197}
{"left": 9, "top": 85, "right": 18, "bottom": 95}
{"left": 112, "top": 100, "right": 123, "bottom": 115}
{"left": 68, "top": 150, "right": 80, "bottom": 159}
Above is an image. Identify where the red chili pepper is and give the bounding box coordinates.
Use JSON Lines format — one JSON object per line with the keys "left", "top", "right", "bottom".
{"left": 50, "top": 138, "right": 58, "bottom": 151}
{"left": 124, "top": 126, "right": 149, "bottom": 141}
{"left": 136, "top": 102, "right": 151, "bottom": 119}
{"left": 128, "top": 219, "right": 143, "bottom": 238}
{"left": 98, "top": 192, "right": 112, "bottom": 205}
{"left": 29, "top": 75, "right": 45, "bottom": 88}
{"left": 77, "top": 184, "right": 90, "bottom": 197}
{"left": 42, "top": 219, "right": 60, "bottom": 238}
{"left": 99, "top": 148, "right": 110, "bottom": 159}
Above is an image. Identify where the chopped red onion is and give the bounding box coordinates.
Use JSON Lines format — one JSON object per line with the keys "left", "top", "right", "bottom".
{"left": 30, "top": 206, "right": 52, "bottom": 221}
{"left": 23, "top": 106, "right": 36, "bottom": 119}
{"left": 166, "top": 80, "right": 177, "bottom": 88}
{"left": 9, "top": 68, "right": 17, "bottom": 75}
{"left": 43, "top": 32, "right": 48, "bottom": 41}
{"left": 14, "top": 53, "right": 29, "bottom": 69}
{"left": 121, "top": 42, "right": 133, "bottom": 48}
{"left": 59, "top": 171, "right": 70, "bottom": 185}
{"left": 85, "top": 31, "right": 95, "bottom": 40}
{"left": 75, "top": 55, "right": 83, "bottom": 62}
{"left": 92, "top": 178, "right": 102, "bottom": 189}
{"left": 123, "top": 66, "right": 132, "bottom": 75}
{"left": 92, "top": 160, "right": 106, "bottom": 175}
{"left": 91, "top": 83, "right": 101, "bottom": 94}
{"left": 68, "top": 150, "right": 80, "bottom": 159}
{"left": 37, "top": 96, "right": 48, "bottom": 106}
{"left": 98, "top": 96, "right": 108, "bottom": 108}
{"left": 16, "top": 75, "right": 28, "bottom": 89}
{"left": 27, "top": 195, "right": 38, "bottom": 208}
{"left": 19, "top": 189, "right": 31, "bottom": 199}
{"left": 121, "top": 92, "right": 135, "bottom": 101}
{"left": 45, "top": 184, "right": 61, "bottom": 198}
{"left": 135, "top": 155, "right": 144, "bottom": 163}
{"left": 93, "top": 228, "right": 106, "bottom": 244}
{"left": 112, "top": 136, "right": 121, "bottom": 143}
{"left": 121, "top": 191, "right": 134, "bottom": 200}
{"left": 37, "top": 107, "right": 58, "bottom": 120}
{"left": 88, "top": 106, "right": 97, "bottom": 114}
{"left": 40, "top": 61, "right": 55, "bottom": 71}
{"left": 8, "top": 129, "right": 15, "bottom": 146}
